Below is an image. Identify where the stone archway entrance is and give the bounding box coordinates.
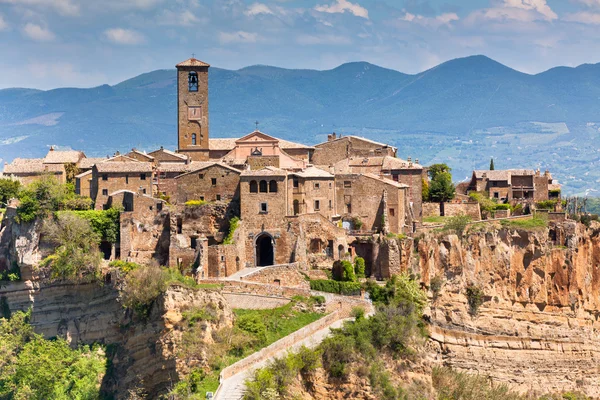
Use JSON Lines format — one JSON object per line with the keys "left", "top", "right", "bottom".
{"left": 255, "top": 233, "right": 274, "bottom": 267}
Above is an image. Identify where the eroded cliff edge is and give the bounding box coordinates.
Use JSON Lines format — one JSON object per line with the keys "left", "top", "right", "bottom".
{"left": 418, "top": 221, "right": 600, "bottom": 397}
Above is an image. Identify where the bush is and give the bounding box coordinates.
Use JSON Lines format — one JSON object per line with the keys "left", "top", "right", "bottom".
{"left": 432, "top": 367, "right": 524, "bottom": 400}
{"left": 494, "top": 203, "right": 511, "bottom": 211}
{"left": 310, "top": 295, "right": 326, "bottom": 305}
{"left": 122, "top": 264, "right": 167, "bottom": 320}
{"left": 443, "top": 215, "right": 471, "bottom": 237}
{"left": 223, "top": 216, "right": 240, "bottom": 245}
{"left": 309, "top": 279, "right": 361, "bottom": 296}
{"left": 536, "top": 200, "right": 559, "bottom": 210}
{"left": 108, "top": 260, "right": 141, "bottom": 274}
{"left": 332, "top": 260, "right": 356, "bottom": 282}
{"left": 185, "top": 199, "right": 206, "bottom": 207}
{"left": 466, "top": 285, "right": 485, "bottom": 315}
{"left": 354, "top": 257, "right": 366, "bottom": 279}
{"left": 41, "top": 213, "right": 102, "bottom": 282}
{"left": 15, "top": 195, "right": 39, "bottom": 223}
{"left": 237, "top": 313, "right": 268, "bottom": 344}
{"left": 430, "top": 275, "right": 444, "bottom": 299}
{"left": 66, "top": 208, "right": 121, "bottom": 243}
{"left": 0, "top": 178, "right": 20, "bottom": 204}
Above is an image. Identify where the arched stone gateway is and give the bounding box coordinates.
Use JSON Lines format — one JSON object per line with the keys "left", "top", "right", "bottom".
{"left": 255, "top": 233, "right": 275, "bottom": 266}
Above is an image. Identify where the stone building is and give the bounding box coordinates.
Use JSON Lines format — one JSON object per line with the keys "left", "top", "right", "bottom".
{"left": 288, "top": 166, "right": 336, "bottom": 219}
{"left": 467, "top": 169, "right": 560, "bottom": 203}
{"left": 125, "top": 149, "right": 155, "bottom": 164}
{"left": 335, "top": 173, "right": 409, "bottom": 234}
{"left": 148, "top": 147, "right": 189, "bottom": 165}
{"left": 91, "top": 158, "right": 153, "bottom": 210}
{"left": 176, "top": 58, "right": 210, "bottom": 161}
{"left": 3, "top": 147, "right": 86, "bottom": 185}
{"left": 312, "top": 133, "right": 397, "bottom": 166}
{"left": 175, "top": 162, "right": 241, "bottom": 204}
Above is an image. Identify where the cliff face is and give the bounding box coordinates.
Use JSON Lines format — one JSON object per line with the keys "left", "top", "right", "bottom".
{"left": 418, "top": 221, "right": 600, "bottom": 397}
{"left": 0, "top": 280, "right": 233, "bottom": 398}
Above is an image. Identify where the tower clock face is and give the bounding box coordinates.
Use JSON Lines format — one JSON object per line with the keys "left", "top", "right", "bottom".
{"left": 188, "top": 106, "right": 202, "bottom": 120}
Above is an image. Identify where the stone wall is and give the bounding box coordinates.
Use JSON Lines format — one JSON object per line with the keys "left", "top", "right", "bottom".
{"left": 222, "top": 293, "right": 290, "bottom": 309}
{"left": 312, "top": 136, "right": 395, "bottom": 166}
{"left": 92, "top": 170, "right": 153, "bottom": 210}
{"left": 243, "top": 264, "right": 310, "bottom": 289}
{"left": 176, "top": 164, "right": 240, "bottom": 204}
{"left": 201, "top": 279, "right": 312, "bottom": 299}
{"left": 423, "top": 202, "right": 481, "bottom": 220}
{"left": 177, "top": 64, "right": 209, "bottom": 161}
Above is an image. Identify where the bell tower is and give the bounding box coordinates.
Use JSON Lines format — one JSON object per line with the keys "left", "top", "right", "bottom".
{"left": 176, "top": 57, "right": 210, "bottom": 161}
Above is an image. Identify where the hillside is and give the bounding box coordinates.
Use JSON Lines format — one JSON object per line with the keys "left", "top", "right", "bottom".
{"left": 2, "top": 55, "right": 600, "bottom": 194}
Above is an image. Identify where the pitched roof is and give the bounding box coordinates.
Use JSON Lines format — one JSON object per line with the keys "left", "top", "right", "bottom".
{"left": 95, "top": 161, "right": 153, "bottom": 173}
{"left": 4, "top": 158, "right": 46, "bottom": 174}
{"left": 209, "top": 138, "right": 238, "bottom": 151}
{"left": 234, "top": 131, "right": 314, "bottom": 150}
{"left": 176, "top": 162, "right": 241, "bottom": 179}
{"left": 176, "top": 58, "right": 210, "bottom": 68}
{"left": 241, "top": 166, "right": 287, "bottom": 177}
{"left": 473, "top": 169, "right": 535, "bottom": 181}
{"left": 315, "top": 135, "right": 396, "bottom": 151}
{"left": 43, "top": 149, "right": 85, "bottom": 164}
{"left": 291, "top": 166, "right": 334, "bottom": 179}
{"left": 148, "top": 147, "right": 188, "bottom": 161}
{"left": 126, "top": 149, "right": 155, "bottom": 161}
{"left": 362, "top": 173, "right": 409, "bottom": 188}
{"left": 74, "top": 170, "right": 92, "bottom": 179}
{"left": 78, "top": 157, "right": 107, "bottom": 170}
{"left": 381, "top": 156, "right": 423, "bottom": 170}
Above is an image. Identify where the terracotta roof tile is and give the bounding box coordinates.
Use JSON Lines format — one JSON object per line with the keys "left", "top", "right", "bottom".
{"left": 95, "top": 162, "right": 153, "bottom": 173}
{"left": 43, "top": 150, "right": 84, "bottom": 164}
{"left": 176, "top": 58, "right": 210, "bottom": 67}
{"left": 241, "top": 166, "right": 287, "bottom": 177}
{"left": 78, "top": 157, "right": 107, "bottom": 169}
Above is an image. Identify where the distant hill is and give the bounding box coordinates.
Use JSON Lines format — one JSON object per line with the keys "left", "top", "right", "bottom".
{"left": 2, "top": 55, "right": 600, "bottom": 194}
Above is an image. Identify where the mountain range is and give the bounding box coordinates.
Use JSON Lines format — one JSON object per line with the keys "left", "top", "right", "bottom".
{"left": 1, "top": 55, "right": 600, "bottom": 194}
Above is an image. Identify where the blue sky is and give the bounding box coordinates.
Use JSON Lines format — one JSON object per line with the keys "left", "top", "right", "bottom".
{"left": 1, "top": 0, "right": 600, "bottom": 89}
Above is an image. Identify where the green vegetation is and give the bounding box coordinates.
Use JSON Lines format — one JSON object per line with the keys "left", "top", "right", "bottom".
{"left": 309, "top": 279, "right": 361, "bottom": 295}
{"left": 430, "top": 275, "right": 444, "bottom": 299}
{"left": 354, "top": 257, "right": 366, "bottom": 279}
{"left": 0, "top": 311, "right": 106, "bottom": 400}
{"left": 40, "top": 213, "right": 102, "bottom": 282}
{"left": 469, "top": 191, "right": 497, "bottom": 216}
{"left": 490, "top": 157, "right": 495, "bottom": 170}
{"left": 421, "top": 177, "right": 429, "bottom": 202}
{"left": 443, "top": 215, "right": 471, "bottom": 237}
{"left": 108, "top": 260, "right": 141, "bottom": 274}
{"left": 171, "top": 298, "right": 324, "bottom": 398}
{"left": 536, "top": 200, "right": 560, "bottom": 210}
{"left": 223, "top": 216, "right": 240, "bottom": 245}
{"left": 122, "top": 264, "right": 167, "bottom": 320}
{"left": 427, "top": 163, "right": 455, "bottom": 203}
{"left": 185, "top": 200, "right": 206, "bottom": 207}
{"left": 0, "top": 264, "right": 21, "bottom": 282}
{"left": 62, "top": 208, "right": 121, "bottom": 243}
{"left": 423, "top": 215, "right": 449, "bottom": 224}
{"left": 466, "top": 285, "right": 485, "bottom": 315}
{"left": 500, "top": 216, "right": 548, "bottom": 230}
{"left": 245, "top": 273, "right": 428, "bottom": 399}
{"left": 0, "top": 178, "right": 20, "bottom": 205}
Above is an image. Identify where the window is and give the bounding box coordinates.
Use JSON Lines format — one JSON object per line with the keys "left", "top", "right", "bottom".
{"left": 389, "top": 208, "right": 395, "bottom": 217}
{"left": 159, "top": 172, "right": 166, "bottom": 179}
{"left": 102, "top": 189, "right": 108, "bottom": 196}
{"left": 191, "top": 237, "right": 197, "bottom": 249}
{"left": 221, "top": 255, "right": 225, "bottom": 262}
{"left": 250, "top": 180, "right": 258, "bottom": 193}
{"left": 314, "top": 200, "right": 320, "bottom": 210}
{"left": 157, "top": 203, "right": 163, "bottom": 211}
{"left": 140, "top": 174, "right": 146, "bottom": 180}
{"left": 259, "top": 180, "right": 268, "bottom": 193}
{"left": 188, "top": 71, "right": 198, "bottom": 92}
{"left": 102, "top": 174, "right": 108, "bottom": 181}
{"left": 346, "top": 203, "right": 352, "bottom": 213}
{"left": 125, "top": 175, "right": 129, "bottom": 184}
{"left": 260, "top": 202, "right": 268, "bottom": 213}
{"left": 329, "top": 182, "right": 332, "bottom": 188}
{"left": 200, "top": 196, "right": 204, "bottom": 201}
{"left": 269, "top": 180, "right": 277, "bottom": 193}
{"left": 142, "top": 189, "right": 146, "bottom": 194}
{"left": 216, "top": 194, "right": 221, "bottom": 201}
{"left": 344, "top": 181, "right": 351, "bottom": 188}
{"left": 192, "top": 134, "right": 197, "bottom": 145}
{"left": 494, "top": 192, "right": 499, "bottom": 198}
{"left": 293, "top": 178, "right": 299, "bottom": 188}
{"left": 211, "top": 178, "right": 217, "bottom": 186}
{"left": 329, "top": 200, "right": 333, "bottom": 209}
{"left": 314, "top": 182, "right": 320, "bottom": 189}
{"left": 492, "top": 181, "right": 497, "bottom": 187}
{"left": 392, "top": 174, "right": 399, "bottom": 182}
{"left": 199, "top": 174, "right": 204, "bottom": 179}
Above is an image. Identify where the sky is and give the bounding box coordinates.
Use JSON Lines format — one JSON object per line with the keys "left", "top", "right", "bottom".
{"left": 1, "top": 0, "right": 600, "bottom": 89}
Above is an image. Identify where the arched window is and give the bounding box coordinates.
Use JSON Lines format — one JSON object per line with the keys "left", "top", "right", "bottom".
{"left": 188, "top": 71, "right": 198, "bottom": 92}
{"left": 250, "top": 180, "right": 258, "bottom": 193}
{"left": 269, "top": 180, "right": 277, "bottom": 193}
{"left": 191, "top": 134, "right": 197, "bottom": 145}
{"left": 259, "top": 180, "right": 268, "bottom": 193}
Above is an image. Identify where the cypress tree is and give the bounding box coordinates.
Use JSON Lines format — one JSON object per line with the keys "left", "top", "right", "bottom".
{"left": 490, "top": 158, "right": 495, "bottom": 170}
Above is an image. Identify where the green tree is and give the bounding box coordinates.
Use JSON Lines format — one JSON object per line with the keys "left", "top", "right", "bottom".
{"left": 41, "top": 213, "right": 102, "bottom": 282}
{"left": 421, "top": 178, "right": 429, "bottom": 201}
{"left": 428, "top": 163, "right": 451, "bottom": 180}
{"left": 354, "top": 257, "right": 366, "bottom": 279}
{"left": 490, "top": 158, "right": 495, "bottom": 170}
{"left": 0, "top": 178, "right": 20, "bottom": 205}
{"left": 429, "top": 171, "right": 455, "bottom": 203}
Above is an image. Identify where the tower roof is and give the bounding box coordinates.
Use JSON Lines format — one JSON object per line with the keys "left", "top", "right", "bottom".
{"left": 176, "top": 58, "right": 210, "bottom": 68}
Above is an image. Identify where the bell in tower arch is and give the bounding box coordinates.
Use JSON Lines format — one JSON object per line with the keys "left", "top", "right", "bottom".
{"left": 188, "top": 71, "right": 198, "bottom": 92}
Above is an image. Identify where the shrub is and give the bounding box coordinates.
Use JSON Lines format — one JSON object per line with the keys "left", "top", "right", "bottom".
{"left": 466, "top": 284, "right": 485, "bottom": 315}
{"left": 309, "top": 280, "right": 361, "bottom": 296}
{"left": 15, "top": 195, "right": 40, "bottom": 223}
{"left": 494, "top": 203, "right": 511, "bottom": 211}
{"left": 0, "top": 178, "right": 20, "bottom": 204}
{"left": 182, "top": 304, "right": 219, "bottom": 326}
{"left": 66, "top": 208, "right": 120, "bottom": 243}
{"left": 237, "top": 313, "right": 268, "bottom": 344}
{"left": 432, "top": 367, "right": 524, "bottom": 400}
{"left": 354, "top": 257, "right": 366, "bottom": 279}
{"left": 351, "top": 307, "right": 365, "bottom": 320}
{"left": 310, "top": 295, "right": 326, "bottom": 305}
{"left": 430, "top": 275, "right": 444, "bottom": 299}
{"left": 580, "top": 214, "right": 599, "bottom": 227}
{"left": 443, "top": 215, "right": 471, "bottom": 237}
{"left": 41, "top": 213, "right": 102, "bottom": 282}
{"left": 536, "top": 200, "right": 559, "bottom": 210}
{"left": 108, "top": 260, "right": 140, "bottom": 274}
{"left": 185, "top": 199, "right": 206, "bottom": 207}
{"left": 352, "top": 217, "right": 363, "bottom": 230}
{"left": 341, "top": 260, "right": 355, "bottom": 282}
{"left": 293, "top": 346, "right": 321, "bottom": 375}
{"left": 223, "top": 216, "right": 240, "bottom": 245}
{"left": 122, "top": 264, "right": 167, "bottom": 320}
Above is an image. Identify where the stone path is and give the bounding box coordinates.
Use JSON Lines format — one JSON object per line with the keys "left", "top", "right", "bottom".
{"left": 215, "top": 318, "right": 349, "bottom": 400}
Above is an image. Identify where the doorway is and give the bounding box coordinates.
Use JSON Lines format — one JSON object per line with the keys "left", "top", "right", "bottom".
{"left": 255, "top": 233, "right": 274, "bottom": 266}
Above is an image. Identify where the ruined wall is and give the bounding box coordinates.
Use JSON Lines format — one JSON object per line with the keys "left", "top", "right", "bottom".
{"left": 243, "top": 264, "right": 310, "bottom": 289}
{"left": 423, "top": 202, "right": 481, "bottom": 220}
{"left": 416, "top": 221, "right": 600, "bottom": 397}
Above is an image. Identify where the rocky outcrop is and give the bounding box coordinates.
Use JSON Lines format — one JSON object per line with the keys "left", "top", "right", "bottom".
{"left": 417, "top": 221, "right": 600, "bottom": 397}
{"left": 0, "top": 279, "right": 233, "bottom": 398}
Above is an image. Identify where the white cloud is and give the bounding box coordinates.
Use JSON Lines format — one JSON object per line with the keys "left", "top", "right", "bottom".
{"left": 218, "top": 31, "right": 259, "bottom": 44}
{"left": 467, "top": 0, "right": 557, "bottom": 23}
{"left": 574, "top": 0, "right": 600, "bottom": 7}
{"left": 0, "top": 0, "right": 80, "bottom": 16}
{"left": 23, "top": 23, "right": 55, "bottom": 41}
{"left": 564, "top": 11, "right": 600, "bottom": 24}
{"left": 0, "top": 14, "right": 8, "bottom": 31}
{"left": 296, "top": 34, "right": 352, "bottom": 45}
{"left": 26, "top": 61, "right": 106, "bottom": 87}
{"left": 245, "top": 3, "right": 274, "bottom": 16}
{"left": 315, "top": 0, "right": 368, "bottom": 19}
{"left": 157, "top": 9, "right": 202, "bottom": 26}
{"left": 104, "top": 28, "right": 145, "bottom": 45}
{"left": 401, "top": 12, "right": 459, "bottom": 28}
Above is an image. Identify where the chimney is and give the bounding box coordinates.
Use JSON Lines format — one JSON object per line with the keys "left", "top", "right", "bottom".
{"left": 407, "top": 156, "right": 412, "bottom": 163}
{"left": 160, "top": 145, "right": 164, "bottom": 150}
{"left": 482, "top": 172, "right": 487, "bottom": 178}
{"left": 49, "top": 145, "right": 55, "bottom": 151}
{"left": 544, "top": 170, "right": 550, "bottom": 177}
{"left": 327, "top": 132, "right": 337, "bottom": 142}
{"left": 415, "top": 158, "right": 419, "bottom": 164}
{"left": 535, "top": 169, "right": 541, "bottom": 177}
{"left": 115, "top": 151, "right": 120, "bottom": 156}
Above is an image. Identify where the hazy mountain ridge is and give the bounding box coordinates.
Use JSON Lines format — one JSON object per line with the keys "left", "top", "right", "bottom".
{"left": 1, "top": 55, "right": 600, "bottom": 194}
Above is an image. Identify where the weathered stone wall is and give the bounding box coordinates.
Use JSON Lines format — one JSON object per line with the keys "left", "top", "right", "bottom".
{"left": 177, "top": 64, "right": 209, "bottom": 161}
{"left": 92, "top": 170, "right": 153, "bottom": 210}
{"left": 423, "top": 202, "right": 481, "bottom": 220}
{"left": 312, "top": 136, "right": 395, "bottom": 166}
{"left": 240, "top": 175, "right": 288, "bottom": 230}
{"left": 243, "top": 264, "right": 310, "bottom": 289}
{"left": 248, "top": 155, "right": 280, "bottom": 170}
{"left": 207, "top": 244, "right": 240, "bottom": 278}
{"left": 289, "top": 176, "right": 337, "bottom": 220}
{"left": 176, "top": 164, "right": 240, "bottom": 204}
